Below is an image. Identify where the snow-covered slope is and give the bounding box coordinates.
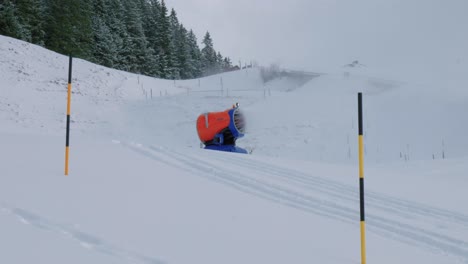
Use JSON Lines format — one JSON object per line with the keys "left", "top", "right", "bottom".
{"left": 1, "top": 35, "right": 468, "bottom": 264}
{"left": 245, "top": 72, "right": 468, "bottom": 163}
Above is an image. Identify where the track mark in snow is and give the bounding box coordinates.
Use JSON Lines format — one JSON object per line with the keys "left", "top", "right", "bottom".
{"left": 203, "top": 152, "right": 468, "bottom": 262}
{"left": 210, "top": 153, "right": 468, "bottom": 228}
{"left": 0, "top": 204, "right": 165, "bottom": 264}
{"left": 122, "top": 143, "right": 468, "bottom": 263}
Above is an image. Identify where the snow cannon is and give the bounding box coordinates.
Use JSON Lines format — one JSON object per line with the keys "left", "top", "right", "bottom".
{"left": 196, "top": 104, "right": 248, "bottom": 154}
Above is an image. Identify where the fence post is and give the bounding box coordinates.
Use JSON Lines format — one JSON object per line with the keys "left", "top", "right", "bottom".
{"left": 220, "top": 77, "right": 224, "bottom": 96}
{"left": 65, "top": 56, "right": 72, "bottom": 176}
{"left": 358, "top": 92, "right": 366, "bottom": 263}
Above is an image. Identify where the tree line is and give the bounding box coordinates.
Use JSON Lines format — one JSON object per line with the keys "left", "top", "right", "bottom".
{"left": 0, "top": 0, "right": 236, "bottom": 79}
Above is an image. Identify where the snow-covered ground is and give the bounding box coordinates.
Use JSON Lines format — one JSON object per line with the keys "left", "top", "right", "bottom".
{"left": 1, "top": 35, "right": 468, "bottom": 263}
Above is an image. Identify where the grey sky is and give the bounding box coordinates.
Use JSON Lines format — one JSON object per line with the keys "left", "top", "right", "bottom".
{"left": 167, "top": 0, "right": 468, "bottom": 74}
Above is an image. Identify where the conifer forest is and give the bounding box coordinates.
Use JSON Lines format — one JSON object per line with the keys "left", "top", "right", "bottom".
{"left": 0, "top": 0, "right": 235, "bottom": 79}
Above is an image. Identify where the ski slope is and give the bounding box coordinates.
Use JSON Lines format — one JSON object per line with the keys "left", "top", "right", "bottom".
{"left": 1, "top": 35, "right": 468, "bottom": 264}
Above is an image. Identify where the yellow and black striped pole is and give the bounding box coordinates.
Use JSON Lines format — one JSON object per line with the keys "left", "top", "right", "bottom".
{"left": 65, "top": 56, "right": 72, "bottom": 175}
{"left": 358, "top": 92, "right": 366, "bottom": 263}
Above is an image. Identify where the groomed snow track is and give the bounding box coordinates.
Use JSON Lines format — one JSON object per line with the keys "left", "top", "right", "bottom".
{"left": 122, "top": 142, "right": 468, "bottom": 263}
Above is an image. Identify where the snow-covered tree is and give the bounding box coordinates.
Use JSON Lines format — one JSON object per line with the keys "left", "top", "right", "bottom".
{"left": 45, "top": 0, "right": 94, "bottom": 59}
{"left": 16, "top": 0, "right": 46, "bottom": 45}
{"left": 201, "top": 31, "right": 217, "bottom": 76}
{"left": 186, "top": 29, "right": 202, "bottom": 77}
{"left": 153, "top": 0, "right": 171, "bottom": 78}
{"left": 121, "top": 0, "right": 154, "bottom": 75}
{"left": 167, "top": 8, "right": 181, "bottom": 79}
{"left": 1, "top": 0, "right": 233, "bottom": 79}
{"left": 91, "top": 0, "right": 117, "bottom": 67}
{"left": 0, "top": 1, "right": 26, "bottom": 40}
{"left": 105, "top": 0, "right": 130, "bottom": 71}
{"left": 223, "top": 57, "right": 233, "bottom": 71}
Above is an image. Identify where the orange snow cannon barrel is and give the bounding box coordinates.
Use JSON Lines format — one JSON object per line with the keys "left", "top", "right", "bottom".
{"left": 196, "top": 106, "right": 245, "bottom": 145}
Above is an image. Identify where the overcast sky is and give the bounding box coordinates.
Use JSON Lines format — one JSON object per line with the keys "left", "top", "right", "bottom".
{"left": 167, "top": 0, "right": 468, "bottom": 74}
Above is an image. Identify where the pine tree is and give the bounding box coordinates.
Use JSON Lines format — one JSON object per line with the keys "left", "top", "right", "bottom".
{"left": 0, "top": 1, "right": 25, "bottom": 40}
{"left": 167, "top": 8, "right": 181, "bottom": 79}
{"left": 92, "top": 19, "right": 115, "bottom": 67}
{"left": 90, "top": 0, "right": 115, "bottom": 67}
{"left": 45, "top": 0, "right": 94, "bottom": 59}
{"left": 155, "top": 0, "right": 171, "bottom": 78}
{"left": 201, "top": 31, "right": 217, "bottom": 76}
{"left": 135, "top": 0, "right": 157, "bottom": 76}
{"left": 187, "top": 29, "right": 202, "bottom": 78}
{"left": 121, "top": 0, "right": 154, "bottom": 75}
{"left": 223, "top": 57, "right": 233, "bottom": 71}
{"left": 141, "top": 0, "right": 157, "bottom": 40}
{"left": 143, "top": 0, "right": 162, "bottom": 77}
{"left": 15, "top": 0, "right": 46, "bottom": 45}
{"left": 175, "top": 24, "right": 191, "bottom": 79}
{"left": 216, "top": 51, "right": 224, "bottom": 72}
{"left": 105, "top": 0, "right": 128, "bottom": 70}
{"left": 144, "top": 0, "right": 160, "bottom": 48}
